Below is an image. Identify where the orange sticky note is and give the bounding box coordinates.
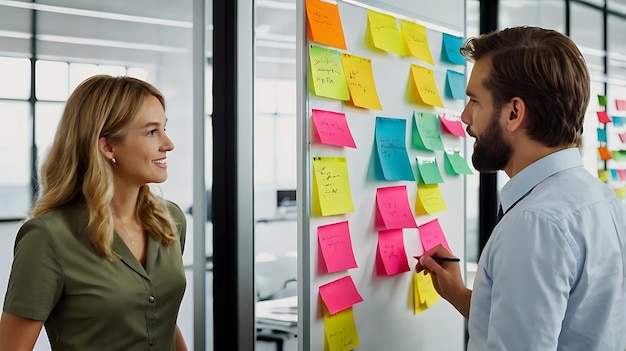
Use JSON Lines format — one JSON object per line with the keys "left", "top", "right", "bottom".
{"left": 598, "top": 146, "right": 612, "bottom": 160}
{"left": 318, "top": 221, "right": 358, "bottom": 273}
{"left": 319, "top": 275, "right": 364, "bottom": 315}
{"left": 341, "top": 53, "right": 382, "bottom": 110}
{"left": 306, "top": 0, "right": 347, "bottom": 50}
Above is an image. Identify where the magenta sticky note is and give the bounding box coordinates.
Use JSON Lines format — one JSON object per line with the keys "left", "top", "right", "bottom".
{"left": 311, "top": 109, "right": 357, "bottom": 148}
{"left": 439, "top": 114, "right": 466, "bottom": 137}
{"left": 377, "top": 229, "right": 410, "bottom": 275}
{"left": 319, "top": 275, "right": 364, "bottom": 315}
{"left": 318, "top": 221, "right": 358, "bottom": 273}
{"left": 375, "top": 185, "right": 417, "bottom": 230}
{"left": 418, "top": 218, "right": 452, "bottom": 253}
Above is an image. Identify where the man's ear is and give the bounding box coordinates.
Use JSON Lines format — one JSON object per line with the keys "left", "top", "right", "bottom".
{"left": 98, "top": 137, "right": 115, "bottom": 162}
{"left": 506, "top": 97, "right": 525, "bottom": 131}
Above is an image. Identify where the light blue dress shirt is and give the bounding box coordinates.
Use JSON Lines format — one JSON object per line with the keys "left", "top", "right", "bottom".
{"left": 468, "top": 148, "right": 626, "bottom": 350}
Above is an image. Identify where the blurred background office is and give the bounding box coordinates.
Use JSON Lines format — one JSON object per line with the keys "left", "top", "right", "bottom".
{"left": 0, "top": 0, "right": 625, "bottom": 350}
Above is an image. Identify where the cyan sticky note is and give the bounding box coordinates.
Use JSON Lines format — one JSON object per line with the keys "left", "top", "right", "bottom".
{"left": 441, "top": 33, "right": 465, "bottom": 65}
{"left": 445, "top": 70, "right": 465, "bottom": 100}
{"left": 375, "top": 116, "right": 415, "bottom": 181}
{"left": 597, "top": 128, "right": 607, "bottom": 143}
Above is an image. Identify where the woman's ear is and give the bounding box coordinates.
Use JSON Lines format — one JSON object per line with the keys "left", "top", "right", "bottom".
{"left": 98, "top": 137, "right": 115, "bottom": 162}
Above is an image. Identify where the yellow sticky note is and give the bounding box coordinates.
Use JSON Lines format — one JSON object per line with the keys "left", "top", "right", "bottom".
{"left": 614, "top": 186, "right": 626, "bottom": 199}
{"left": 414, "top": 183, "right": 447, "bottom": 215}
{"left": 413, "top": 272, "right": 429, "bottom": 314}
{"left": 366, "top": 10, "right": 405, "bottom": 56}
{"left": 598, "top": 169, "right": 609, "bottom": 182}
{"left": 417, "top": 271, "right": 440, "bottom": 307}
{"left": 312, "top": 157, "right": 355, "bottom": 216}
{"left": 341, "top": 53, "right": 382, "bottom": 110}
{"left": 401, "top": 20, "right": 434, "bottom": 65}
{"left": 410, "top": 64, "right": 444, "bottom": 108}
{"left": 309, "top": 45, "right": 350, "bottom": 101}
{"left": 323, "top": 306, "right": 361, "bottom": 351}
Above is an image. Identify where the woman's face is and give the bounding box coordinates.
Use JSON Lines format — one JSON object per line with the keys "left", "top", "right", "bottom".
{"left": 111, "top": 95, "right": 174, "bottom": 187}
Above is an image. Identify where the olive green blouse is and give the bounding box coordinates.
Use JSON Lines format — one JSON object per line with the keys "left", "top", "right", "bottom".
{"left": 3, "top": 201, "right": 187, "bottom": 351}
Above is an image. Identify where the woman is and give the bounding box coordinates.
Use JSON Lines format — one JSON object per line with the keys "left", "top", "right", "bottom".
{"left": 0, "top": 75, "right": 188, "bottom": 350}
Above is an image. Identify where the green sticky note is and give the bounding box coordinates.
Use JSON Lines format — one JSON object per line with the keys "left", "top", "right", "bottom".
{"left": 598, "top": 95, "right": 607, "bottom": 107}
{"left": 416, "top": 156, "right": 444, "bottom": 184}
{"left": 308, "top": 45, "right": 350, "bottom": 101}
{"left": 412, "top": 112, "right": 444, "bottom": 151}
{"left": 444, "top": 150, "right": 473, "bottom": 175}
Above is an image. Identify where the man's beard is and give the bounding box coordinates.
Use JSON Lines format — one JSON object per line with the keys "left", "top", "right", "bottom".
{"left": 471, "top": 110, "right": 512, "bottom": 172}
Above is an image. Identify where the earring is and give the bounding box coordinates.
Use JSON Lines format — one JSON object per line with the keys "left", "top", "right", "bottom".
{"left": 111, "top": 158, "right": 116, "bottom": 164}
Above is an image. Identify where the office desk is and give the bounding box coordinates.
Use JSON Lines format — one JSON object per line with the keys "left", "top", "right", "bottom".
{"left": 256, "top": 296, "right": 297, "bottom": 351}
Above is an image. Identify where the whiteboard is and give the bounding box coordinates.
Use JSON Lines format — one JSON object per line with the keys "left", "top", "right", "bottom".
{"left": 297, "top": 0, "right": 467, "bottom": 350}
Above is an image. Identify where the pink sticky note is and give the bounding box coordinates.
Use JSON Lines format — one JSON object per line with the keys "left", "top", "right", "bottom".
{"left": 619, "top": 131, "right": 626, "bottom": 143}
{"left": 311, "top": 109, "right": 357, "bottom": 148}
{"left": 418, "top": 218, "right": 452, "bottom": 253}
{"left": 439, "top": 114, "right": 466, "bottom": 137}
{"left": 618, "top": 169, "right": 626, "bottom": 181}
{"left": 376, "top": 229, "right": 410, "bottom": 276}
{"left": 597, "top": 111, "right": 612, "bottom": 123}
{"left": 616, "top": 99, "right": 626, "bottom": 111}
{"left": 318, "top": 221, "right": 358, "bottom": 273}
{"left": 319, "top": 275, "right": 364, "bottom": 315}
{"left": 375, "top": 185, "right": 418, "bottom": 230}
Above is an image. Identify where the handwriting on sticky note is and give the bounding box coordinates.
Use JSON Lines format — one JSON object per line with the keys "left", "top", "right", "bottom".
{"left": 312, "top": 109, "right": 356, "bottom": 148}
{"left": 375, "top": 185, "right": 417, "bottom": 230}
{"left": 309, "top": 45, "right": 350, "bottom": 101}
{"left": 305, "top": 0, "right": 347, "bottom": 50}
{"left": 323, "top": 306, "right": 361, "bottom": 351}
{"left": 377, "top": 229, "right": 410, "bottom": 275}
{"left": 418, "top": 218, "right": 451, "bottom": 253}
{"left": 318, "top": 221, "right": 358, "bottom": 273}
{"left": 341, "top": 53, "right": 382, "bottom": 110}
{"left": 319, "top": 275, "right": 364, "bottom": 315}
{"left": 312, "top": 157, "right": 355, "bottom": 216}
{"left": 401, "top": 20, "right": 433, "bottom": 64}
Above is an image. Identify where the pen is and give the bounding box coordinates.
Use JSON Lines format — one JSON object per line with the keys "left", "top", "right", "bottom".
{"left": 414, "top": 255, "right": 461, "bottom": 263}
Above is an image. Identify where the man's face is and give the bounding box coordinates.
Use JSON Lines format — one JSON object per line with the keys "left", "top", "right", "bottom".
{"left": 461, "top": 58, "right": 512, "bottom": 172}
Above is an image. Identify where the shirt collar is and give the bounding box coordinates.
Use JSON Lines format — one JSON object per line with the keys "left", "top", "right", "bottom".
{"left": 499, "top": 148, "right": 583, "bottom": 213}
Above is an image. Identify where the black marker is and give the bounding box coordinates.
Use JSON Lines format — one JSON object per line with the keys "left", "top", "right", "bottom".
{"left": 414, "top": 255, "right": 460, "bottom": 263}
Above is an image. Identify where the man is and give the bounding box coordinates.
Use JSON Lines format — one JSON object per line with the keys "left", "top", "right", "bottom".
{"left": 417, "top": 26, "right": 626, "bottom": 350}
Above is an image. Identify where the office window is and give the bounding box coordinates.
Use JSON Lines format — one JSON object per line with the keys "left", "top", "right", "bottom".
{"left": 0, "top": 101, "right": 31, "bottom": 218}
{"left": 34, "top": 102, "right": 64, "bottom": 170}
{"left": 0, "top": 57, "right": 31, "bottom": 100}
{"left": 36, "top": 61, "right": 69, "bottom": 101}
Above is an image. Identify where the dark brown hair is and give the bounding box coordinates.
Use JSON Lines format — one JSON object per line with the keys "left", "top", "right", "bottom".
{"left": 461, "top": 26, "right": 590, "bottom": 147}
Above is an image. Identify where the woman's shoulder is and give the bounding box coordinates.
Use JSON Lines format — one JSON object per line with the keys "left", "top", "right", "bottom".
{"left": 164, "top": 200, "right": 185, "bottom": 220}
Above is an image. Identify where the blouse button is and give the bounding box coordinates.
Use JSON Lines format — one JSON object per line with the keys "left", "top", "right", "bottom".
{"left": 148, "top": 296, "right": 155, "bottom": 303}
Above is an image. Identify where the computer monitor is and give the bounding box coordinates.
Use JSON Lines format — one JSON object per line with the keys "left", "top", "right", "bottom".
{"left": 276, "top": 189, "right": 296, "bottom": 208}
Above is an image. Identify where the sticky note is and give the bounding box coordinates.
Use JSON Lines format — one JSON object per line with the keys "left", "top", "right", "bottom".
{"left": 409, "top": 64, "right": 444, "bottom": 108}
{"left": 323, "top": 306, "right": 360, "bottom": 351}
{"left": 341, "top": 53, "right": 382, "bottom": 110}
{"left": 312, "top": 157, "right": 355, "bottom": 216}
{"left": 615, "top": 186, "right": 626, "bottom": 199}
{"left": 418, "top": 218, "right": 452, "bottom": 253}
{"left": 616, "top": 99, "right": 626, "bottom": 111}
{"left": 318, "top": 221, "right": 358, "bottom": 273}
{"left": 412, "top": 111, "right": 444, "bottom": 151}
{"left": 439, "top": 114, "right": 466, "bottom": 137}
{"left": 613, "top": 116, "right": 626, "bottom": 127}
{"left": 444, "top": 149, "right": 473, "bottom": 175}
{"left": 311, "top": 109, "right": 356, "bottom": 148}
{"left": 401, "top": 20, "right": 434, "bottom": 65}
{"left": 319, "top": 275, "right": 364, "bottom": 315}
{"left": 445, "top": 70, "right": 466, "bottom": 100}
{"left": 598, "top": 169, "right": 610, "bottom": 182}
{"left": 598, "top": 95, "right": 607, "bottom": 107}
{"left": 611, "top": 169, "right": 619, "bottom": 181}
{"left": 597, "top": 111, "right": 612, "bottom": 123}
{"left": 375, "top": 185, "right": 418, "bottom": 230}
{"left": 305, "top": 0, "right": 347, "bottom": 50}
{"left": 309, "top": 45, "right": 350, "bottom": 101}
{"left": 416, "top": 272, "right": 440, "bottom": 306}
{"left": 374, "top": 116, "right": 415, "bottom": 181}
{"left": 598, "top": 146, "right": 612, "bottom": 161}
{"left": 441, "top": 33, "right": 465, "bottom": 65}
{"left": 619, "top": 131, "right": 626, "bottom": 143}
{"left": 597, "top": 128, "right": 607, "bottom": 143}
{"left": 377, "top": 229, "right": 410, "bottom": 276}
{"left": 416, "top": 156, "right": 444, "bottom": 184}
{"left": 414, "top": 183, "right": 447, "bottom": 215}
{"left": 366, "top": 10, "right": 405, "bottom": 55}
{"left": 614, "top": 150, "right": 626, "bottom": 161}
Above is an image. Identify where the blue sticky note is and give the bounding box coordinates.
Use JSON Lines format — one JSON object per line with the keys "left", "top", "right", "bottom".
{"left": 613, "top": 116, "right": 625, "bottom": 127}
{"left": 611, "top": 169, "right": 619, "bottom": 181}
{"left": 375, "top": 116, "right": 416, "bottom": 181}
{"left": 445, "top": 70, "right": 465, "bottom": 99}
{"left": 597, "top": 128, "right": 607, "bottom": 142}
{"left": 441, "top": 33, "right": 465, "bottom": 65}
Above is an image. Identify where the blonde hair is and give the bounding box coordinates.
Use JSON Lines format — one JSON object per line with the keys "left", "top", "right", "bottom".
{"left": 33, "top": 75, "right": 178, "bottom": 260}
